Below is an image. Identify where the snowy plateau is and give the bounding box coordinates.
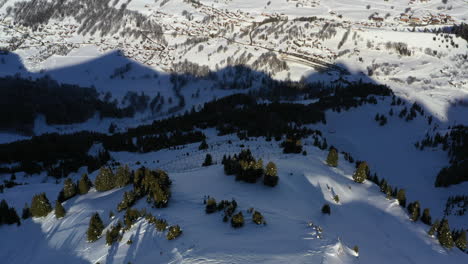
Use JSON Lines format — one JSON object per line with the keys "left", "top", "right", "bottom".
{"left": 0, "top": 0, "right": 467, "bottom": 263}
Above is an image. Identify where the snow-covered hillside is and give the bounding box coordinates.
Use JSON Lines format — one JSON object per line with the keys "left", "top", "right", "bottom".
{"left": 0, "top": 0, "right": 467, "bottom": 133}
{"left": 0, "top": 0, "right": 467, "bottom": 263}
{"left": 1, "top": 136, "right": 466, "bottom": 264}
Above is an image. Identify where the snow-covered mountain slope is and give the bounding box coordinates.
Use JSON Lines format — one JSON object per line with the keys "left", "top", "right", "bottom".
{"left": 0, "top": 0, "right": 467, "bottom": 263}
{"left": 1, "top": 136, "right": 466, "bottom": 264}
{"left": 0, "top": 0, "right": 467, "bottom": 132}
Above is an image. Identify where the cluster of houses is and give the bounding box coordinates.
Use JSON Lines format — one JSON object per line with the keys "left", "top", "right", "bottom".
{"left": 398, "top": 13, "right": 455, "bottom": 25}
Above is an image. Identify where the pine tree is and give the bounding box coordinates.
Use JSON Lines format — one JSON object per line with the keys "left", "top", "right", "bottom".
{"left": 166, "top": 225, "right": 183, "bottom": 240}
{"left": 252, "top": 211, "right": 264, "bottom": 225}
{"left": 115, "top": 165, "right": 132, "bottom": 188}
{"left": 322, "top": 204, "right": 331, "bottom": 215}
{"left": 327, "top": 147, "right": 338, "bottom": 167}
{"left": 326, "top": 148, "right": 338, "bottom": 167}
{"left": 106, "top": 222, "right": 122, "bottom": 245}
{"left": 396, "top": 189, "right": 406, "bottom": 207}
{"left": 198, "top": 139, "right": 208, "bottom": 150}
{"left": 407, "top": 201, "right": 420, "bottom": 222}
{"left": 421, "top": 208, "right": 432, "bottom": 225}
{"left": 379, "top": 178, "right": 388, "bottom": 193}
{"left": 428, "top": 219, "right": 440, "bottom": 237}
{"left": 0, "top": 199, "right": 8, "bottom": 224}
{"left": 78, "top": 173, "right": 92, "bottom": 195}
{"left": 95, "top": 167, "right": 115, "bottom": 192}
{"left": 8, "top": 207, "right": 20, "bottom": 226}
{"left": 353, "top": 162, "right": 368, "bottom": 183}
{"left": 454, "top": 230, "right": 467, "bottom": 251}
{"left": 0, "top": 200, "right": 20, "bottom": 226}
{"left": 30, "top": 193, "right": 53, "bottom": 218}
{"left": 63, "top": 178, "right": 77, "bottom": 201}
{"left": 205, "top": 198, "right": 217, "bottom": 214}
{"left": 202, "top": 154, "right": 213, "bottom": 167}
{"left": 231, "top": 212, "right": 244, "bottom": 228}
{"left": 123, "top": 208, "right": 141, "bottom": 229}
{"left": 87, "top": 213, "right": 104, "bottom": 242}
{"left": 385, "top": 185, "right": 393, "bottom": 199}
{"left": 54, "top": 201, "right": 66, "bottom": 219}
{"left": 437, "top": 219, "right": 454, "bottom": 249}
{"left": 117, "top": 191, "right": 137, "bottom": 212}
{"left": 21, "top": 203, "right": 31, "bottom": 220}
{"left": 263, "top": 161, "right": 279, "bottom": 187}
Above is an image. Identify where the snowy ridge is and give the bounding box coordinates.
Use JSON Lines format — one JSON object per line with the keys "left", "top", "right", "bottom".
{"left": 1, "top": 134, "right": 467, "bottom": 263}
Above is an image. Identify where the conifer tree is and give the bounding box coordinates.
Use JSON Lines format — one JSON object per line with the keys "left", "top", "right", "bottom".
{"left": 87, "top": 212, "right": 105, "bottom": 242}
{"left": 0, "top": 199, "right": 8, "bottom": 224}
{"left": 252, "top": 211, "right": 265, "bottom": 225}
{"left": 421, "top": 208, "right": 432, "bottom": 225}
{"left": 198, "top": 139, "right": 208, "bottom": 150}
{"left": 428, "top": 219, "right": 440, "bottom": 237}
{"left": 454, "top": 230, "right": 467, "bottom": 251}
{"left": 437, "top": 219, "right": 454, "bottom": 249}
{"left": 326, "top": 148, "right": 338, "bottom": 167}
{"left": 0, "top": 200, "right": 20, "bottom": 226}
{"left": 78, "top": 173, "right": 92, "bottom": 195}
{"left": 123, "top": 208, "right": 141, "bottom": 229}
{"left": 396, "top": 189, "right": 406, "bottom": 207}
{"left": 30, "top": 193, "right": 53, "bottom": 218}
{"left": 322, "top": 204, "right": 331, "bottom": 215}
{"left": 115, "top": 165, "right": 132, "bottom": 188}
{"left": 54, "top": 201, "right": 66, "bottom": 219}
{"left": 353, "top": 162, "right": 368, "bottom": 183}
{"left": 202, "top": 154, "right": 213, "bottom": 167}
{"left": 63, "top": 178, "right": 77, "bottom": 201}
{"left": 21, "top": 203, "right": 31, "bottom": 220}
{"left": 385, "top": 185, "right": 393, "bottom": 199}
{"left": 117, "top": 191, "right": 137, "bottom": 212}
{"left": 205, "top": 198, "right": 217, "bottom": 214}
{"left": 95, "top": 167, "right": 115, "bottom": 192}
{"left": 263, "top": 162, "right": 279, "bottom": 187}
{"left": 167, "top": 225, "right": 183, "bottom": 240}
{"left": 231, "top": 212, "right": 244, "bottom": 228}
{"left": 8, "top": 207, "right": 20, "bottom": 226}
{"left": 407, "top": 201, "right": 420, "bottom": 222}
{"left": 106, "top": 222, "right": 122, "bottom": 245}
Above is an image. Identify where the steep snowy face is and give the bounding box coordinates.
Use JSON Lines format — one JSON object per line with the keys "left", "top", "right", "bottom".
{"left": 0, "top": 0, "right": 467, "bottom": 125}
{"left": 0, "top": 137, "right": 466, "bottom": 264}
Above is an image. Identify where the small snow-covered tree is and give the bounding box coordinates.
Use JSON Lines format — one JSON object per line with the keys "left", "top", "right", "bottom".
{"left": 95, "top": 167, "right": 115, "bottom": 192}
{"left": 54, "top": 201, "right": 66, "bottom": 219}
{"left": 396, "top": 189, "right": 406, "bottom": 207}
{"left": 167, "top": 225, "right": 182, "bottom": 240}
{"left": 407, "top": 201, "right": 421, "bottom": 222}
{"left": 205, "top": 198, "right": 217, "bottom": 214}
{"left": 421, "top": 208, "right": 432, "bottom": 225}
{"left": 30, "top": 193, "right": 53, "bottom": 218}
{"left": 322, "top": 204, "right": 331, "bottom": 215}
{"left": 198, "top": 139, "right": 208, "bottom": 150}
{"left": 252, "top": 211, "right": 265, "bottom": 225}
{"left": 63, "top": 178, "right": 77, "bottom": 201}
{"left": 353, "top": 162, "right": 368, "bottom": 183}
{"left": 454, "top": 230, "right": 467, "bottom": 251}
{"left": 326, "top": 148, "right": 338, "bottom": 167}
{"left": 231, "top": 212, "right": 244, "bottom": 228}
{"left": 21, "top": 203, "right": 31, "bottom": 219}
{"left": 437, "top": 219, "right": 454, "bottom": 249}
{"left": 87, "top": 213, "right": 104, "bottom": 242}
{"left": 264, "top": 162, "right": 278, "bottom": 187}
{"left": 78, "top": 173, "right": 92, "bottom": 194}
{"left": 202, "top": 154, "right": 213, "bottom": 167}
{"left": 115, "top": 165, "right": 132, "bottom": 188}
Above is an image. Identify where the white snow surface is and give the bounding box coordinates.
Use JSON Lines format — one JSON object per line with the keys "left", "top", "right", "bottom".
{"left": 1, "top": 135, "right": 467, "bottom": 264}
